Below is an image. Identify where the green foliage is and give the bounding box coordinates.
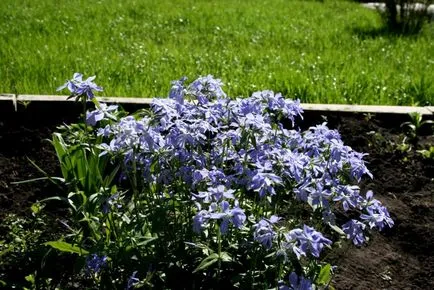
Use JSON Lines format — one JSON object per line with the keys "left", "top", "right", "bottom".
{"left": 0, "top": 212, "right": 63, "bottom": 289}
{"left": 315, "top": 263, "right": 333, "bottom": 287}
{"left": 44, "top": 241, "right": 89, "bottom": 255}
{"left": 3, "top": 74, "right": 397, "bottom": 288}
{"left": 27, "top": 81, "right": 343, "bottom": 289}
{"left": 366, "top": 112, "right": 433, "bottom": 162}
{"left": 51, "top": 125, "right": 117, "bottom": 194}
{"left": 0, "top": 0, "right": 433, "bottom": 104}
{"left": 417, "top": 146, "right": 434, "bottom": 159}
{"left": 401, "top": 112, "right": 434, "bottom": 143}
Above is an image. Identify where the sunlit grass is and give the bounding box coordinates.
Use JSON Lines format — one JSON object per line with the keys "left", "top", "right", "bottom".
{"left": 0, "top": 0, "right": 433, "bottom": 105}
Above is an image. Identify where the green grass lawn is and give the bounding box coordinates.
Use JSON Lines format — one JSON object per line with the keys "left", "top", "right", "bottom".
{"left": 0, "top": 0, "right": 433, "bottom": 105}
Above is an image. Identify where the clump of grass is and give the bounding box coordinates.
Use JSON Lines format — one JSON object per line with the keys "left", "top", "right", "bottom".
{"left": 0, "top": 0, "right": 433, "bottom": 105}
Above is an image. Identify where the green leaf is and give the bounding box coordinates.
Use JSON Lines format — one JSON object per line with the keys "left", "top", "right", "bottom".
{"left": 22, "top": 158, "right": 65, "bottom": 187}
{"left": 25, "top": 274, "right": 35, "bottom": 284}
{"left": 51, "top": 133, "right": 70, "bottom": 179}
{"left": 31, "top": 203, "right": 41, "bottom": 215}
{"left": 316, "top": 263, "right": 332, "bottom": 286}
{"left": 104, "top": 164, "right": 121, "bottom": 186}
{"left": 0, "top": 245, "right": 14, "bottom": 258}
{"left": 328, "top": 223, "right": 345, "bottom": 236}
{"left": 92, "top": 97, "right": 101, "bottom": 109}
{"left": 10, "top": 176, "right": 65, "bottom": 185}
{"left": 219, "top": 251, "right": 232, "bottom": 262}
{"left": 193, "top": 253, "right": 219, "bottom": 273}
{"left": 44, "top": 241, "right": 89, "bottom": 255}
{"left": 39, "top": 196, "right": 67, "bottom": 204}
{"left": 136, "top": 236, "right": 158, "bottom": 247}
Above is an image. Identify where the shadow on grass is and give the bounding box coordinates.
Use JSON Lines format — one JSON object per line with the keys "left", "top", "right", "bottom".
{"left": 351, "top": 23, "right": 429, "bottom": 39}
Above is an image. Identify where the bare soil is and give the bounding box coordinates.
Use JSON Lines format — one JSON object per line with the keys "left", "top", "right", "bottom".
{"left": 1, "top": 104, "right": 433, "bottom": 289}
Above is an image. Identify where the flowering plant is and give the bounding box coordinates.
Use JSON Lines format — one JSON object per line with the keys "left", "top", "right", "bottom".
{"left": 45, "top": 73, "right": 393, "bottom": 289}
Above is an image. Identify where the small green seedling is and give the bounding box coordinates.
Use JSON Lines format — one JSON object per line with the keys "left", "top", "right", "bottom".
{"left": 395, "top": 136, "right": 412, "bottom": 154}
{"left": 417, "top": 146, "right": 434, "bottom": 159}
{"left": 400, "top": 112, "right": 434, "bottom": 143}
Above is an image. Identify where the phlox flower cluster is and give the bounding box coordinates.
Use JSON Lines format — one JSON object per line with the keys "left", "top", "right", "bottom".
{"left": 77, "top": 74, "right": 393, "bottom": 287}
{"left": 86, "top": 254, "right": 108, "bottom": 274}
{"left": 279, "top": 272, "right": 314, "bottom": 290}
{"left": 58, "top": 73, "right": 103, "bottom": 100}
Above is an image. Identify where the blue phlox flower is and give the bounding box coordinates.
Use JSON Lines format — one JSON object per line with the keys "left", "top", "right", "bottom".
{"left": 191, "top": 119, "right": 218, "bottom": 135}
{"left": 251, "top": 90, "right": 303, "bottom": 126}
{"left": 285, "top": 129, "right": 305, "bottom": 149}
{"left": 203, "top": 105, "right": 225, "bottom": 127}
{"left": 169, "top": 76, "right": 187, "bottom": 104}
{"left": 151, "top": 98, "right": 180, "bottom": 129}
{"left": 329, "top": 139, "right": 348, "bottom": 162}
{"left": 268, "top": 215, "right": 281, "bottom": 224}
{"left": 347, "top": 151, "right": 373, "bottom": 181}
{"left": 208, "top": 168, "right": 228, "bottom": 186}
{"left": 322, "top": 209, "right": 336, "bottom": 224}
{"left": 239, "top": 98, "right": 262, "bottom": 116}
{"left": 250, "top": 171, "right": 282, "bottom": 198}
{"left": 192, "top": 169, "right": 209, "bottom": 185}
{"left": 216, "top": 129, "right": 242, "bottom": 147}
{"left": 342, "top": 219, "right": 366, "bottom": 246}
{"left": 230, "top": 204, "right": 247, "bottom": 230}
{"left": 58, "top": 73, "right": 102, "bottom": 100}
{"left": 361, "top": 190, "right": 382, "bottom": 208}
{"left": 209, "top": 185, "right": 235, "bottom": 201}
{"left": 77, "top": 75, "right": 103, "bottom": 99}
{"left": 97, "top": 124, "right": 112, "bottom": 137}
{"left": 156, "top": 168, "right": 174, "bottom": 185}
{"left": 284, "top": 225, "right": 332, "bottom": 259}
{"left": 307, "top": 182, "right": 331, "bottom": 209}
{"left": 253, "top": 215, "right": 280, "bottom": 249}
{"left": 126, "top": 271, "right": 139, "bottom": 290}
{"left": 170, "top": 121, "right": 206, "bottom": 147}
{"left": 173, "top": 148, "right": 193, "bottom": 164}
{"left": 208, "top": 200, "right": 246, "bottom": 234}
{"left": 86, "top": 103, "right": 118, "bottom": 126}
{"left": 240, "top": 113, "right": 272, "bottom": 132}
{"left": 333, "top": 185, "right": 361, "bottom": 211}
{"left": 360, "top": 203, "right": 394, "bottom": 230}
{"left": 187, "top": 75, "right": 226, "bottom": 104}
{"left": 254, "top": 159, "right": 273, "bottom": 172}
{"left": 282, "top": 98, "right": 304, "bottom": 126}
{"left": 192, "top": 189, "right": 213, "bottom": 203}
{"left": 68, "top": 75, "right": 394, "bottom": 284}
{"left": 303, "top": 124, "right": 344, "bottom": 157}
{"left": 102, "top": 193, "right": 122, "bottom": 214}
{"left": 177, "top": 165, "right": 195, "bottom": 185}
{"left": 87, "top": 109, "right": 104, "bottom": 127}
{"left": 251, "top": 90, "right": 276, "bottom": 107}
{"left": 311, "top": 123, "right": 341, "bottom": 142}
{"left": 99, "top": 116, "right": 152, "bottom": 156}
{"left": 302, "top": 135, "right": 323, "bottom": 157}
{"left": 193, "top": 210, "right": 210, "bottom": 233}
{"left": 294, "top": 178, "right": 312, "bottom": 202}
{"left": 279, "top": 272, "right": 313, "bottom": 290}
{"left": 281, "top": 151, "right": 308, "bottom": 182}
{"left": 57, "top": 72, "right": 81, "bottom": 93}
{"left": 86, "top": 254, "right": 108, "bottom": 274}
{"left": 208, "top": 202, "right": 227, "bottom": 220}
{"left": 308, "top": 157, "right": 326, "bottom": 178}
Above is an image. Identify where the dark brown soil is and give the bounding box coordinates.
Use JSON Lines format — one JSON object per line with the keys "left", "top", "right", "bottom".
{"left": 0, "top": 102, "right": 80, "bottom": 220}
{"left": 324, "top": 113, "right": 434, "bottom": 290}
{"left": 1, "top": 103, "right": 433, "bottom": 289}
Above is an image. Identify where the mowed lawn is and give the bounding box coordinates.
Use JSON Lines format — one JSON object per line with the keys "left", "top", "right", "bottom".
{"left": 0, "top": 0, "right": 433, "bottom": 105}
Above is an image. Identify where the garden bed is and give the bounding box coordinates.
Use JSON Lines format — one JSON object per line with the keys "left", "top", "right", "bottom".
{"left": 0, "top": 99, "right": 433, "bottom": 289}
